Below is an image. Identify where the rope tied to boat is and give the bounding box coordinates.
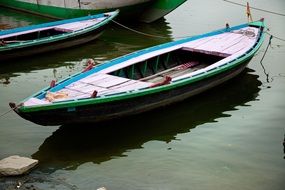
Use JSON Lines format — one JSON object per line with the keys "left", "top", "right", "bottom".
{"left": 259, "top": 34, "right": 273, "bottom": 83}
{"left": 231, "top": 28, "right": 256, "bottom": 38}
{"left": 265, "top": 31, "right": 285, "bottom": 42}
{"left": 0, "top": 102, "right": 23, "bottom": 119}
{"left": 111, "top": 20, "right": 169, "bottom": 39}
{"left": 111, "top": 20, "right": 194, "bottom": 39}
{"left": 82, "top": 59, "right": 95, "bottom": 72}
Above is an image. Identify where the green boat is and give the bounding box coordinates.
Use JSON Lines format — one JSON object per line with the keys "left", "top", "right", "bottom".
{"left": 10, "top": 19, "right": 265, "bottom": 126}
{"left": 0, "top": 0, "right": 187, "bottom": 23}
{"left": 0, "top": 10, "right": 118, "bottom": 60}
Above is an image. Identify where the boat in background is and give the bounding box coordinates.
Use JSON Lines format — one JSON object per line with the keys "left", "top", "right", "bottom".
{"left": 0, "top": 0, "right": 187, "bottom": 23}
{"left": 139, "top": 0, "right": 187, "bottom": 23}
{"left": 10, "top": 19, "right": 265, "bottom": 126}
{"left": 0, "top": 10, "right": 119, "bottom": 60}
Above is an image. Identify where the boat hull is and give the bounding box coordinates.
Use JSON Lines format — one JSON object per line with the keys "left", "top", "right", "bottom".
{"left": 0, "top": 11, "right": 118, "bottom": 60}
{"left": 139, "top": 0, "right": 187, "bottom": 23}
{"left": 16, "top": 57, "right": 251, "bottom": 126}
{"left": 0, "top": 0, "right": 186, "bottom": 22}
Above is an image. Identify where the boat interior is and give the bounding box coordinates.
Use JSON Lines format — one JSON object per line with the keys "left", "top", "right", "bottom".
{"left": 23, "top": 25, "right": 260, "bottom": 106}
{"left": 1, "top": 29, "right": 67, "bottom": 43}
{"left": 109, "top": 49, "right": 227, "bottom": 83}
{"left": 0, "top": 18, "right": 105, "bottom": 44}
{"left": 23, "top": 48, "right": 231, "bottom": 106}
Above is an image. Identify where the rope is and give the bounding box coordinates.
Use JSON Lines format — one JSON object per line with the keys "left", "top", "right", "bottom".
{"left": 0, "top": 103, "right": 22, "bottom": 119}
{"left": 111, "top": 20, "right": 169, "bottom": 39}
{"left": 232, "top": 28, "right": 256, "bottom": 38}
{"left": 259, "top": 35, "right": 273, "bottom": 83}
{"left": 265, "top": 31, "right": 285, "bottom": 42}
{"left": 111, "top": 20, "right": 194, "bottom": 39}
{"left": 259, "top": 32, "right": 285, "bottom": 85}
{"left": 0, "top": 108, "right": 14, "bottom": 118}
{"left": 223, "top": 0, "right": 285, "bottom": 16}
{"left": 112, "top": 19, "right": 285, "bottom": 43}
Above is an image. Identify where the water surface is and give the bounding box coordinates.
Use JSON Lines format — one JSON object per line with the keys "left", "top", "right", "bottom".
{"left": 0, "top": 0, "right": 285, "bottom": 189}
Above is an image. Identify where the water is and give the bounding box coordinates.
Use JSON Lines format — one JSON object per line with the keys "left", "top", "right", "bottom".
{"left": 0, "top": 0, "right": 285, "bottom": 189}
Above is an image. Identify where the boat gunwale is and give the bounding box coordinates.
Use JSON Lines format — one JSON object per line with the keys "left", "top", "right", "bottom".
{"left": 0, "top": 10, "right": 119, "bottom": 50}
{"left": 47, "top": 22, "right": 255, "bottom": 93}
{"left": 17, "top": 20, "right": 265, "bottom": 113}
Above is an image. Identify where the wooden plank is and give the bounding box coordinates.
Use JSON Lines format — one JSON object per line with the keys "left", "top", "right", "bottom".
{"left": 194, "top": 33, "right": 244, "bottom": 53}
{"left": 54, "top": 19, "right": 101, "bottom": 32}
{"left": 110, "top": 81, "right": 150, "bottom": 92}
{"left": 59, "top": 88, "right": 86, "bottom": 97}
{"left": 65, "top": 82, "right": 109, "bottom": 94}
{"left": 183, "top": 37, "right": 215, "bottom": 49}
{"left": 110, "top": 80, "right": 138, "bottom": 90}
{"left": 181, "top": 47, "right": 230, "bottom": 57}
{"left": 98, "top": 89, "right": 123, "bottom": 96}
{"left": 182, "top": 27, "right": 258, "bottom": 56}
{"left": 80, "top": 73, "right": 110, "bottom": 84}
{"left": 66, "top": 81, "right": 87, "bottom": 89}
{"left": 24, "top": 98, "right": 51, "bottom": 106}
{"left": 94, "top": 75, "right": 130, "bottom": 88}
{"left": 223, "top": 42, "right": 251, "bottom": 55}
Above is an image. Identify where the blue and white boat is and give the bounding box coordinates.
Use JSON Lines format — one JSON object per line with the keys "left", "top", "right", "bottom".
{"left": 0, "top": 10, "right": 119, "bottom": 60}
{"left": 10, "top": 19, "right": 265, "bottom": 126}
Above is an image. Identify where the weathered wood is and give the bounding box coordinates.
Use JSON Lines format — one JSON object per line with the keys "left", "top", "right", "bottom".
{"left": 13, "top": 21, "right": 265, "bottom": 125}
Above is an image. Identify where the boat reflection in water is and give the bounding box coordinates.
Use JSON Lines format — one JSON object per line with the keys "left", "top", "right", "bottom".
{"left": 32, "top": 69, "right": 262, "bottom": 172}
{"left": 0, "top": 7, "right": 52, "bottom": 30}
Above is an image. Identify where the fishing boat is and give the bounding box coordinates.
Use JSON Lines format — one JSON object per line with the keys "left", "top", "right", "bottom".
{"left": 10, "top": 19, "right": 265, "bottom": 126}
{"left": 0, "top": 0, "right": 187, "bottom": 23}
{"left": 0, "top": 10, "right": 118, "bottom": 60}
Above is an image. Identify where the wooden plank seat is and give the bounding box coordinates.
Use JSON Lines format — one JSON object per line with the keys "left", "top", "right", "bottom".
{"left": 23, "top": 73, "right": 153, "bottom": 105}
{"left": 139, "top": 61, "right": 206, "bottom": 83}
{"left": 182, "top": 26, "right": 258, "bottom": 56}
{"left": 54, "top": 19, "right": 104, "bottom": 32}
{"left": 56, "top": 73, "right": 153, "bottom": 100}
{"left": 0, "top": 18, "right": 105, "bottom": 40}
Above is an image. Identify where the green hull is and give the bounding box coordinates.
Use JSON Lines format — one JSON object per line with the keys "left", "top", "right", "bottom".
{"left": 0, "top": 0, "right": 151, "bottom": 20}
{"left": 0, "top": 0, "right": 187, "bottom": 22}
{"left": 139, "top": 0, "right": 187, "bottom": 22}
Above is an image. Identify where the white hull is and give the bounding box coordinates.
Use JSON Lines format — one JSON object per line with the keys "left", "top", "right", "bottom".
{"left": 15, "top": 0, "right": 153, "bottom": 10}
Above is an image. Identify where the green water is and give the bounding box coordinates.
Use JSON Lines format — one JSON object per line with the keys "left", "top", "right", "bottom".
{"left": 0, "top": 0, "right": 285, "bottom": 189}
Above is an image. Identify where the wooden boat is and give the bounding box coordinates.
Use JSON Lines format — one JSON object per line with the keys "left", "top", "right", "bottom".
{"left": 10, "top": 19, "right": 265, "bottom": 126}
{"left": 0, "top": 0, "right": 187, "bottom": 23}
{"left": 0, "top": 10, "right": 119, "bottom": 60}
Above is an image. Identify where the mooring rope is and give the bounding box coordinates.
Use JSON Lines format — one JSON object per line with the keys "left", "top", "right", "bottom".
{"left": 265, "top": 31, "right": 285, "bottom": 42}
{"left": 111, "top": 20, "right": 169, "bottom": 39}
{"left": 111, "top": 20, "right": 195, "bottom": 39}
{"left": 112, "top": 19, "right": 285, "bottom": 44}
{"left": 223, "top": 0, "right": 285, "bottom": 17}
{"left": 0, "top": 108, "right": 14, "bottom": 118}
{"left": 0, "top": 103, "right": 22, "bottom": 119}
{"left": 259, "top": 31, "right": 285, "bottom": 84}
{"left": 259, "top": 34, "right": 273, "bottom": 83}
